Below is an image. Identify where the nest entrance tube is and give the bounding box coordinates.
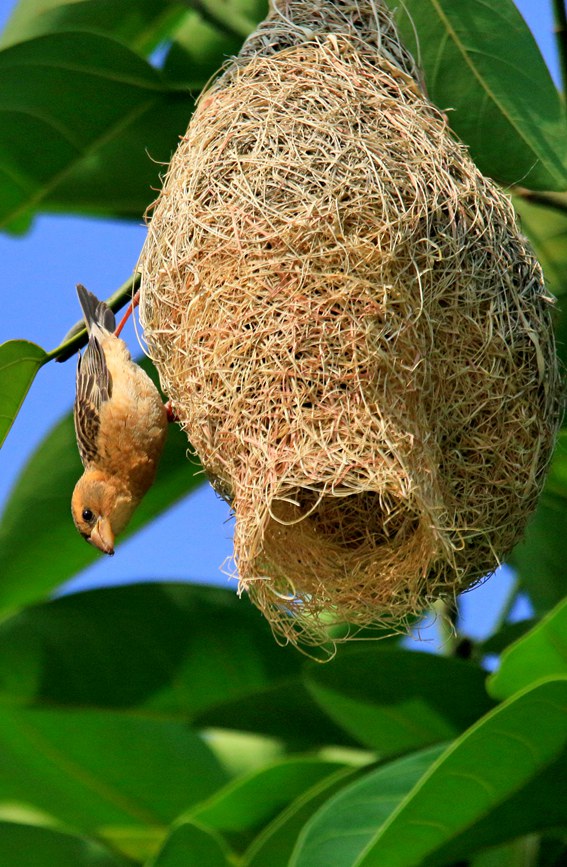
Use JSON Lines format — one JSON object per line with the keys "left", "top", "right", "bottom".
{"left": 139, "top": 0, "right": 562, "bottom": 651}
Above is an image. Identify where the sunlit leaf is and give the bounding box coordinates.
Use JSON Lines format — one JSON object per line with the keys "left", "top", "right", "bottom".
{"left": 422, "top": 751, "right": 567, "bottom": 865}
{"left": 387, "top": 0, "right": 567, "bottom": 190}
{"left": 0, "top": 706, "right": 227, "bottom": 835}
{"left": 488, "top": 596, "right": 567, "bottom": 700}
{"left": 0, "top": 583, "right": 301, "bottom": 714}
{"left": 150, "top": 822, "right": 230, "bottom": 867}
{"left": 243, "top": 767, "right": 361, "bottom": 867}
{"left": 291, "top": 679, "right": 567, "bottom": 867}
{"left": 0, "top": 339, "right": 46, "bottom": 448}
{"left": 0, "top": 31, "right": 192, "bottom": 228}
{"left": 291, "top": 744, "right": 444, "bottom": 867}
{"left": 305, "top": 648, "right": 494, "bottom": 756}
{"left": 0, "top": 0, "right": 187, "bottom": 56}
{"left": 189, "top": 758, "right": 351, "bottom": 836}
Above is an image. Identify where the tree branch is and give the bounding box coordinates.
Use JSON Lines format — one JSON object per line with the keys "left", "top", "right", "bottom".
{"left": 50, "top": 272, "right": 140, "bottom": 364}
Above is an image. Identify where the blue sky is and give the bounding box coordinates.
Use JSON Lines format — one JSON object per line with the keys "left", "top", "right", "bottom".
{"left": 0, "top": 0, "right": 553, "bottom": 643}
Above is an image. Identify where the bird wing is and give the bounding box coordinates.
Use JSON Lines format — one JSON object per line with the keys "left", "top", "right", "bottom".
{"left": 74, "top": 334, "right": 112, "bottom": 466}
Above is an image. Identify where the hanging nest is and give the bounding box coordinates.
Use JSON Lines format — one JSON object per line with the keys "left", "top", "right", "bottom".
{"left": 138, "top": 0, "right": 562, "bottom": 649}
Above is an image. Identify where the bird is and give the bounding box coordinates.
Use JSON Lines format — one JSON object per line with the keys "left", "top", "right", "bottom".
{"left": 71, "top": 284, "right": 168, "bottom": 555}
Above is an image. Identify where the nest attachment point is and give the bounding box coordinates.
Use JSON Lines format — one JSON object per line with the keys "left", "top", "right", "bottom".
{"left": 138, "top": 0, "right": 562, "bottom": 649}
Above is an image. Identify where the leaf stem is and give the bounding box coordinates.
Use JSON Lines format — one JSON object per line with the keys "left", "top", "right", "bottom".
{"left": 513, "top": 186, "right": 567, "bottom": 214}
{"left": 553, "top": 0, "right": 567, "bottom": 97}
{"left": 433, "top": 598, "right": 460, "bottom": 655}
{"left": 47, "top": 272, "right": 140, "bottom": 364}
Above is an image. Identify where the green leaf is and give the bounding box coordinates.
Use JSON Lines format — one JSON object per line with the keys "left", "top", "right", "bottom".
{"left": 0, "top": 360, "right": 202, "bottom": 614}
{"left": 479, "top": 618, "right": 536, "bottom": 657}
{"left": 190, "top": 758, "right": 351, "bottom": 836}
{"left": 150, "top": 822, "right": 230, "bottom": 867}
{"left": 0, "top": 0, "right": 187, "bottom": 56}
{"left": 514, "top": 197, "right": 567, "bottom": 299}
{"left": 0, "top": 339, "right": 47, "bottom": 448}
{"left": 422, "top": 751, "right": 567, "bottom": 865}
{"left": 291, "top": 744, "right": 445, "bottom": 867}
{"left": 243, "top": 767, "right": 361, "bottom": 867}
{"left": 488, "top": 597, "right": 567, "bottom": 700}
{"left": 185, "top": 0, "right": 264, "bottom": 40}
{"left": 305, "top": 648, "right": 494, "bottom": 756}
{"left": 0, "top": 706, "right": 227, "bottom": 835}
{"left": 0, "top": 577, "right": 356, "bottom": 748}
{"left": 510, "top": 432, "right": 567, "bottom": 614}
{"left": 0, "top": 31, "right": 192, "bottom": 228}
{"left": 0, "top": 822, "right": 127, "bottom": 867}
{"left": 194, "top": 679, "right": 359, "bottom": 750}
{"left": 0, "top": 583, "right": 302, "bottom": 715}
{"left": 291, "top": 679, "right": 567, "bottom": 867}
{"left": 387, "top": 0, "right": 567, "bottom": 191}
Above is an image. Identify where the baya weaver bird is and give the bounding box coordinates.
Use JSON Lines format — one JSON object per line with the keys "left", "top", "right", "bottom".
{"left": 71, "top": 284, "right": 168, "bottom": 555}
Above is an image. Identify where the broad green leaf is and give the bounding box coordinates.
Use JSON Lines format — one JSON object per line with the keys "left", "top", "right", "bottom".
{"left": 0, "top": 706, "right": 227, "bottom": 837}
{"left": 291, "top": 679, "right": 567, "bottom": 867}
{"left": 150, "top": 822, "right": 230, "bottom": 867}
{"left": 0, "top": 339, "right": 46, "bottom": 448}
{"left": 488, "top": 597, "right": 567, "bottom": 700}
{"left": 194, "top": 679, "right": 359, "bottom": 750}
{"left": 243, "top": 767, "right": 361, "bottom": 867}
{"left": 387, "top": 0, "right": 567, "bottom": 191}
{"left": 190, "top": 758, "right": 351, "bottom": 836}
{"left": 479, "top": 618, "right": 536, "bottom": 657}
{"left": 0, "top": 583, "right": 301, "bottom": 714}
{"left": 0, "top": 822, "right": 127, "bottom": 867}
{"left": 422, "top": 751, "right": 567, "bottom": 865}
{"left": 0, "top": 360, "right": 202, "bottom": 614}
{"left": 0, "top": 32, "right": 192, "bottom": 229}
{"left": 291, "top": 744, "right": 445, "bottom": 867}
{"left": 306, "top": 648, "right": 494, "bottom": 756}
{"left": 0, "top": 0, "right": 187, "bottom": 56}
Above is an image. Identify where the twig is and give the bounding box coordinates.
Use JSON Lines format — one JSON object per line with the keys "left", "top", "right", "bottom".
{"left": 433, "top": 598, "right": 460, "bottom": 655}
{"left": 513, "top": 185, "right": 567, "bottom": 215}
{"left": 49, "top": 273, "right": 140, "bottom": 364}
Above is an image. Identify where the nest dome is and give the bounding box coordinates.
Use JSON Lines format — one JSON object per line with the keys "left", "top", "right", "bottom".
{"left": 139, "top": 0, "right": 561, "bottom": 648}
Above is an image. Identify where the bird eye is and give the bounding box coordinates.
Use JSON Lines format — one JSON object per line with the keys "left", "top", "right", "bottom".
{"left": 82, "top": 508, "right": 95, "bottom": 523}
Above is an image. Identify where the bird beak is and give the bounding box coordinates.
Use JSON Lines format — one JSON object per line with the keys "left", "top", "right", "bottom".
{"left": 90, "top": 517, "right": 115, "bottom": 555}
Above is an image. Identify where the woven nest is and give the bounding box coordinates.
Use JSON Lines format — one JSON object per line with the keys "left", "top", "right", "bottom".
{"left": 138, "top": 0, "right": 562, "bottom": 649}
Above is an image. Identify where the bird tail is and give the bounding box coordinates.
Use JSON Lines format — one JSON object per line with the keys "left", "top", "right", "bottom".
{"left": 76, "top": 284, "right": 116, "bottom": 333}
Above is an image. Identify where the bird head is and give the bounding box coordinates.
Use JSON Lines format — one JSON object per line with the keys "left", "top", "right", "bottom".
{"left": 71, "top": 469, "right": 136, "bottom": 555}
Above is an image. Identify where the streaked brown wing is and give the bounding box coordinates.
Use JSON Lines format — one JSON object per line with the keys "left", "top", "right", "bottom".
{"left": 74, "top": 335, "right": 112, "bottom": 466}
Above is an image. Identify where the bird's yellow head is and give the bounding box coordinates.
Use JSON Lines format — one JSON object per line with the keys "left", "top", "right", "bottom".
{"left": 71, "top": 469, "right": 136, "bottom": 555}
